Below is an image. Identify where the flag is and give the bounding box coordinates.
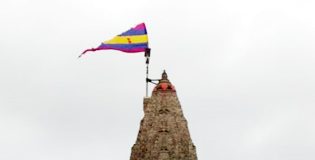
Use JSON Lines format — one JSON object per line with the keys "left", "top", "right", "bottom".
{"left": 79, "top": 23, "right": 149, "bottom": 58}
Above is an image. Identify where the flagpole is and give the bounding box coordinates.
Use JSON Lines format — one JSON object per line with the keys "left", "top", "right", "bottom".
{"left": 145, "top": 48, "right": 151, "bottom": 97}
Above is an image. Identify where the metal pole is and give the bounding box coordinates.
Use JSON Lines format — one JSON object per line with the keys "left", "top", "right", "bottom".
{"left": 146, "top": 60, "right": 149, "bottom": 97}
{"left": 145, "top": 48, "right": 151, "bottom": 97}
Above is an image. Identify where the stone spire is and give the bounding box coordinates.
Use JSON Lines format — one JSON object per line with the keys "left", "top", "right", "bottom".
{"left": 130, "top": 71, "right": 197, "bottom": 160}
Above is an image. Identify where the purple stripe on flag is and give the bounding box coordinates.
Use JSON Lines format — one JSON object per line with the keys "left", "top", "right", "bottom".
{"left": 98, "top": 47, "right": 146, "bottom": 53}
{"left": 98, "top": 43, "right": 148, "bottom": 50}
{"left": 79, "top": 43, "right": 148, "bottom": 57}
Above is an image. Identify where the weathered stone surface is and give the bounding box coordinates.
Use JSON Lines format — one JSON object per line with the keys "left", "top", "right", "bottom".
{"left": 130, "top": 71, "right": 197, "bottom": 160}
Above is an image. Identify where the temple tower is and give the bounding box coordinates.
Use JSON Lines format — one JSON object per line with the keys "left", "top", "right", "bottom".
{"left": 130, "top": 71, "right": 197, "bottom": 160}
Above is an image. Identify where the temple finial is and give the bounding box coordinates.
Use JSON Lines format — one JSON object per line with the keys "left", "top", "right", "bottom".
{"left": 162, "top": 70, "right": 168, "bottom": 80}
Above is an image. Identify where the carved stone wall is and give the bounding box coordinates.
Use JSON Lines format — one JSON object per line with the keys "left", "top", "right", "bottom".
{"left": 130, "top": 71, "right": 197, "bottom": 160}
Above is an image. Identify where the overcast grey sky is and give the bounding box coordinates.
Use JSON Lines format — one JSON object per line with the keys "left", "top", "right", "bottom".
{"left": 1, "top": 0, "right": 315, "bottom": 159}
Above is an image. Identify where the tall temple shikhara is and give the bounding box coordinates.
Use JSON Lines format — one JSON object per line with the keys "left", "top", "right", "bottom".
{"left": 130, "top": 71, "right": 197, "bottom": 160}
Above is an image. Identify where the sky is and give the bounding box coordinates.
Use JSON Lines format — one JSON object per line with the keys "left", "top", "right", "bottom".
{"left": 1, "top": 0, "right": 315, "bottom": 159}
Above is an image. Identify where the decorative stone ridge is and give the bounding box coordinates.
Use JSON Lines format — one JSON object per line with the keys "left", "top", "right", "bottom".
{"left": 130, "top": 71, "right": 197, "bottom": 160}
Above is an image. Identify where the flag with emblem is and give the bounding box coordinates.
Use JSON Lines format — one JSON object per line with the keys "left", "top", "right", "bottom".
{"left": 79, "top": 23, "right": 149, "bottom": 58}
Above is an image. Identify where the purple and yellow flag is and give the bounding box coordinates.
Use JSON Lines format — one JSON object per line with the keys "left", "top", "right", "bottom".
{"left": 79, "top": 23, "right": 149, "bottom": 58}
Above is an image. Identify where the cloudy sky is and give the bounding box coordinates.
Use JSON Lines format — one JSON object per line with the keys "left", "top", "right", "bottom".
{"left": 1, "top": 0, "right": 315, "bottom": 159}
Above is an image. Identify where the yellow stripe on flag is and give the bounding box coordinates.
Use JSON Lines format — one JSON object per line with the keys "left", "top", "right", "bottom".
{"left": 105, "top": 35, "right": 148, "bottom": 44}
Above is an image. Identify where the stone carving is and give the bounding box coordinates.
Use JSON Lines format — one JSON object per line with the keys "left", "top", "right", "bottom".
{"left": 130, "top": 71, "right": 197, "bottom": 160}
